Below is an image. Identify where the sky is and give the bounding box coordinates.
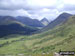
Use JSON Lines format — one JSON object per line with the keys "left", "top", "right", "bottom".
{"left": 0, "top": 0, "right": 75, "bottom": 21}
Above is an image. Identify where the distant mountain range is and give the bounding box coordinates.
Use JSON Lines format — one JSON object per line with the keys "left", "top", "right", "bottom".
{"left": 41, "top": 18, "right": 49, "bottom": 26}
{"left": 0, "top": 16, "right": 45, "bottom": 27}
{"left": 0, "top": 13, "right": 73, "bottom": 37}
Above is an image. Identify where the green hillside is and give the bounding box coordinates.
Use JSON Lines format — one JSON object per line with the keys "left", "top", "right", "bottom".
{"left": 0, "top": 23, "right": 38, "bottom": 37}
{"left": 0, "top": 16, "right": 75, "bottom": 56}
{"left": 0, "top": 16, "right": 38, "bottom": 37}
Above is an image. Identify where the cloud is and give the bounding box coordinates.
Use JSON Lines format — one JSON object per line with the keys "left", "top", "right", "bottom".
{"left": 0, "top": 9, "right": 31, "bottom": 17}
{"left": 0, "top": 0, "right": 75, "bottom": 20}
{"left": 57, "top": 0, "right": 75, "bottom": 11}
{"left": 63, "top": 4, "right": 75, "bottom": 11}
{"left": 0, "top": 0, "right": 58, "bottom": 10}
{"left": 0, "top": 0, "right": 29, "bottom": 10}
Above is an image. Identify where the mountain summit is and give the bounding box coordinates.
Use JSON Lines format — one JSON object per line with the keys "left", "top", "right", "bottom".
{"left": 41, "top": 18, "right": 49, "bottom": 26}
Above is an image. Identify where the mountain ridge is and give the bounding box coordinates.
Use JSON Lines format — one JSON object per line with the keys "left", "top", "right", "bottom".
{"left": 0, "top": 16, "right": 44, "bottom": 27}
{"left": 16, "top": 16, "right": 45, "bottom": 27}
{"left": 37, "top": 12, "right": 72, "bottom": 33}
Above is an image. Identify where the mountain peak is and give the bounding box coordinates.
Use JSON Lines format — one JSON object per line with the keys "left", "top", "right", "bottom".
{"left": 41, "top": 18, "right": 49, "bottom": 26}
{"left": 59, "top": 12, "right": 72, "bottom": 17}
{"left": 41, "top": 18, "right": 49, "bottom": 23}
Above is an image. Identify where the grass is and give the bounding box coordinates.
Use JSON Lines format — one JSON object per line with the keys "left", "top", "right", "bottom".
{"left": 0, "top": 16, "right": 75, "bottom": 56}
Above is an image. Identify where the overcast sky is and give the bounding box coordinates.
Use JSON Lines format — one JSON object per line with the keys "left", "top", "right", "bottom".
{"left": 0, "top": 0, "right": 75, "bottom": 21}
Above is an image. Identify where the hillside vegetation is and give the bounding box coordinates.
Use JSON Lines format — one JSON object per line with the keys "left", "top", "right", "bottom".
{"left": 0, "top": 16, "right": 39, "bottom": 37}
{"left": 0, "top": 16, "right": 75, "bottom": 56}
{"left": 0, "top": 23, "right": 38, "bottom": 37}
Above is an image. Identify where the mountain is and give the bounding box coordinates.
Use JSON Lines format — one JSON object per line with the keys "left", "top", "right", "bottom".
{"left": 0, "top": 23, "right": 38, "bottom": 37}
{"left": 16, "top": 16, "right": 44, "bottom": 27}
{"left": 29, "top": 15, "right": 75, "bottom": 54}
{"left": 41, "top": 18, "right": 49, "bottom": 26}
{"left": 39, "top": 13, "right": 72, "bottom": 32}
{"left": 0, "top": 15, "right": 75, "bottom": 56}
{"left": 0, "top": 16, "right": 18, "bottom": 25}
{"left": 0, "top": 16, "right": 44, "bottom": 27}
{"left": 0, "top": 16, "right": 38, "bottom": 37}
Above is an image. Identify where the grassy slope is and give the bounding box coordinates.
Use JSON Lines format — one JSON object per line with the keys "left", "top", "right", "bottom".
{"left": 0, "top": 16, "right": 75, "bottom": 56}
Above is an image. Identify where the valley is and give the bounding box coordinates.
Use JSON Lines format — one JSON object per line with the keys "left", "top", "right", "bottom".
{"left": 0, "top": 13, "right": 75, "bottom": 56}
